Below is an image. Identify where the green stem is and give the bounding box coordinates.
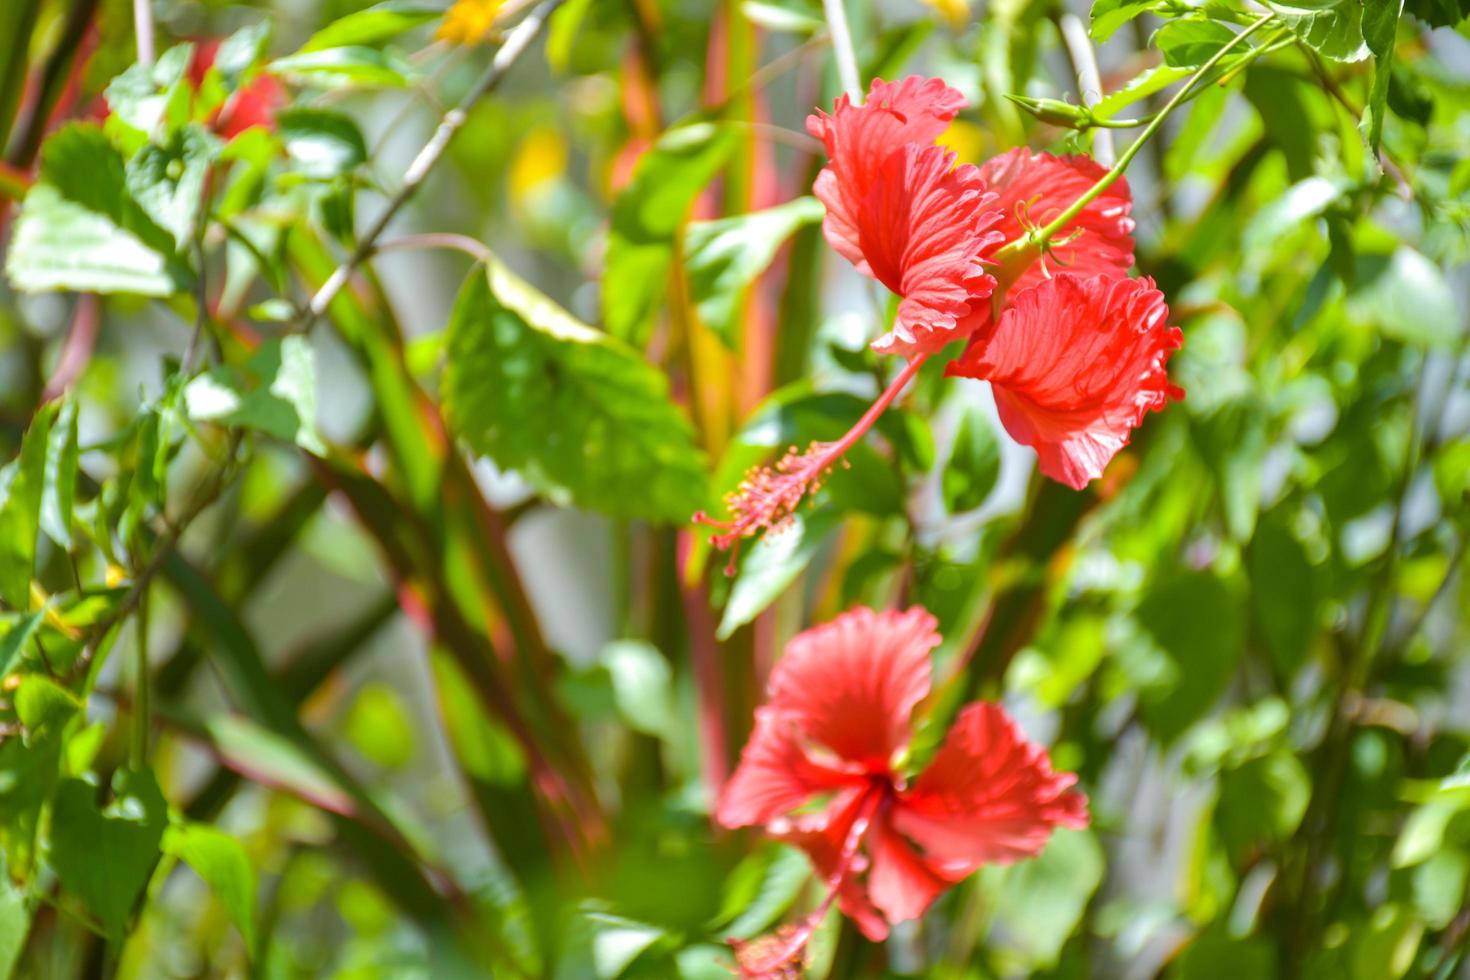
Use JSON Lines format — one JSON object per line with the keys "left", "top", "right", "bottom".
{"left": 130, "top": 588, "right": 150, "bottom": 769}
{"left": 822, "top": 0, "right": 861, "bottom": 99}
{"left": 996, "top": 12, "right": 1276, "bottom": 267}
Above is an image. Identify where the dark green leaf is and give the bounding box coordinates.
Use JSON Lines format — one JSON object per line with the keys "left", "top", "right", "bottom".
{"left": 0, "top": 613, "right": 45, "bottom": 683}
{"left": 684, "top": 197, "right": 824, "bottom": 348}
{"left": 49, "top": 769, "right": 168, "bottom": 938}
{"left": 1135, "top": 571, "right": 1246, "bottom": 742}
{"left": 1250, "top": 516, "right": 1320, "bottom": 680}
{"left": 0, "top": 867, "right": 27, "bottom": 980}
{"left": 301, "top": 1, "right": 440, "bottom": 51}
{"left": 1170, "top": 929, "right": 1278, "bottom": 979}
{"left": 0, "top": 403, "right": 55, "bottom": 608}
{"left": 942, "top": 405, "right": 1001, "bottom": 514}
{"left": 163, "top": 822, "right": 258, "bottom": 954}
{"left": 443, "top": 262, "right": 709, "bottom": 523}
{"left": 1362, "top": 1, "right": 1403, "bottom": 152}
{"left": 1216, "top": 751, "right": 1310, "bottom": 856}
{"left": 603, "top": 122, "right": 738, "bottom": 345}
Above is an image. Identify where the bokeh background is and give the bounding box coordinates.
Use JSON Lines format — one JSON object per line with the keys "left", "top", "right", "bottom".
{"left": 0, "top": 0, "right": 1467, "bottom": 977}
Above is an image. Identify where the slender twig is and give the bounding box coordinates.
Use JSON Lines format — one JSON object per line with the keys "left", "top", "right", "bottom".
{"left": 822, "top": 0, "right": 862, "bottom": 100}
{"left": 1057, "top": 12, "right": 1114, "bottom": 166}
{"left": 132, "top": 0, "right": 154, "bottom": 69}
{"left": 996, "top": 13, "right": 1276, "bottom": 270}
{"left": 305, "top": 0, "right": 564, "bottom": 327}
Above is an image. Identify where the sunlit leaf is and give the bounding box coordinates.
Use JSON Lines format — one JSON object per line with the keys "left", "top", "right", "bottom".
{"left": 301, "top": 1, "right": 440, "bottom": 51}
{"left": 1265, "top": 0, "right": 1371, "bottom": 62}
{"left": 163, "top": 822, "right": 258, "bottom": 954}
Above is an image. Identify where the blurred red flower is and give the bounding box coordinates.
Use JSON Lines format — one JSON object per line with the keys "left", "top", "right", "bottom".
{"left": 807, "top": 77, "right": 1004, "bottom": 359}
{"left": 717, "top": 606, "right": 1087, "bottom": 971}
{"left": 948, "top": 273, "right": 1183, "bottom": 489}
{"left": 188, "top": 39, "right": 284, "bottom": 139}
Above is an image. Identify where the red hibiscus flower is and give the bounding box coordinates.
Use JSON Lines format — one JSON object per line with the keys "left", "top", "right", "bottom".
{"left": 189, "top": 39, "right": 285, "bottom": 140}
{"left": 947, "top": 273, "right": 1183, "bottom": 489}
{"left": 717, "top": 606, "right": 1087, "bottom": 973}
{"left": 807, "top": 76, "right": 1004, "bottom": 359}
{"left": 979, "top": 147, "right": 1135, "bottom": 295}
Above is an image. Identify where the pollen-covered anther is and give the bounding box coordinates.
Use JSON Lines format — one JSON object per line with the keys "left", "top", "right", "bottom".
{"left": 695, "top": 442, "right": 843, "bottom": 560}
{"left": 728, "top": 920, "right": 816, "bottom": 980}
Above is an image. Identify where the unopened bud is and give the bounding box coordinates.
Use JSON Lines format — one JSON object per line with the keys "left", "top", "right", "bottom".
{"left": 1005, "top": 94, "right": 1095, "bottom": 130}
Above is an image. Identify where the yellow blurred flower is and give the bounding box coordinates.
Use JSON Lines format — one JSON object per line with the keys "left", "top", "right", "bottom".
{"left": 923, "top": 0, "right": 971, "bottom": 27}
{"left": 438, "top": 0, "right": 504, "bottom": 45}
{"left": 510, "top": 126, "right": 569, "bottom": 205}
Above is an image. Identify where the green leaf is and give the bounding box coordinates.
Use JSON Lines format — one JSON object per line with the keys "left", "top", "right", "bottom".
{"left": 267, "top": 47, "right": 413, "bottom": 89}
{"left": 1155, "top": 19, "right": 1239, "bottom": 68}
{"left": 185, "top": 336, "right": 326, "bottom": 453}
{"left": 343, "top": 682, "right": 416, "bottom": 769}
{"left": 1361, "top": 0, "right": 1403, "bottom": 152}
{"left": 1250, "top": 515, "right": 1320, "bottom": 680}
{"left": 1351, "top": 905, "right": 1423, "bottom": 979}
{"left": 5, "top": 125, "right": 190, "bottom": 296}
{"left": 0, "top": 867, "right": 28, "bottom": 980}
{"left": 1241, "top": 176, "right": 1345, "bottom": 257}
{"left": 1092, "top": 0, "right": 1159, "bottom": 41}
{"left": 942, "top": 405, "right": 1001, "bottom": 514}
{"left": 1265, "top": 0, "right": 1371, "bottom": 62}
{"left": 212, "top": 21, "right": 272, "bottom": 84}
{"left": 0, "top": 612, "right": 45, "bottom": 682}
{"left": 991, "top": 828, "right": 1105, "bottom": 969}
{"left": 1216, "top": 751, "right": 1310, "bottom": 856}
{"left": 301, "top": 1, "right": 440, "bottom": 51}
{"left": 1349, "top": 246, "right": 1461, "bottom": 348}
{"left": 442, "top": 262, "right": 709, "bottom": 523}
{"left": 14, "top": 675, "right": 80, "bottom": 741}
{"left": 49, "top": 769, "right": 168, "bottom": 938}
{"left": 0, "top": 402, "right": 56, "bottom": 608}
{"left": 127, "top": 125, "right": 221, "bottom": 250}
{"left": 1095, "top": 63, "right": 1191, "bottom": 119}
{"left": 684, "top": 197, "right": 824, "bottom": 348}
{"left": 603, "top": 122, "right": 739, "bottom": 345}
{"left": 556, "top": 905, "right": 672, "bottom": 980}
{"left": 1170, "top": 929, "right": 1278, "bottom": 979}
{"left": 163, "top": 822, "right": 258, "bottom": 954}
{"left": 102, "top": 44, "right": 195, "bottom": 141}
{"left": 276, "top": 108, "right": 368, "bottom": 179}
{"left": 39, "top": 398, "right": 78, "bottom": 550}
{"left": 1134, "top": 570, "right": 1246, "bottom": 742}
{"left": 718, "top": 507, "right": 840, "bottom": 640}
{"left": 600, "top": 641, "right": 676, "bottom": 740}
{"left": 742, "top": 1, "right": 825, "bottom": 33}
{"left": 714, "top": 845, "right": 811, "bottom": 939}
{"left": 1412, "top": 848, "right": 1469, "bottom": 929}
{"left": 1404, "top": 0, "right": 1470, "bottom": 26}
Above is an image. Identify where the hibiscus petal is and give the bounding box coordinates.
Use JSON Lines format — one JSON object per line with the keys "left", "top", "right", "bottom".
{"left": 766, "top": 607, "right": 940, "bottom": 770}
{"left": 866, "top": 813, "right": 953, "bottom": 925}
{"left": 892, "top": 702, "right": 1088, "bottom": 877}
{"left": 946, "top": 273, "right": 1183, "bottom": 489}
{"left": 980, "top": 148, "right": 1135, "bottom": 295}
{"left": 769, "top": 789, "right": 890, "bottom": 941}
{"left": 716, "top": 707, "right": 862, "bottom": 828}
{"left": 806, "top": 77, "right": 1003, "bottom": 359}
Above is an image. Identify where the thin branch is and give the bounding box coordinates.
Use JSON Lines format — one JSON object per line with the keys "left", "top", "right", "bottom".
{"left": 1057, "top": 12, "right": 1115, "bottom": 166}
{"left": 133, "top": 0, "right": 154, "bottom": 69}
{"left": 305, "top": 0, "right": 564, "bottom": 327}
{"left": 822, "top": 0, "right": 862, "bottom": 100}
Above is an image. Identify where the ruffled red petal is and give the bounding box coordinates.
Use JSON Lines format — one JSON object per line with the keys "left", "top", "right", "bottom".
{"left": 716, "top": 708, "right": 864, "bottom": 829}
{"left": 979, "top": 148, "right": 1134, "bottom": 295}
{"left": 947, "top": 273, "right": 1182, "bottom": 489}
{"left": 865, "top": 812, "right": 953, "bottom": 925}
{"left": 890, "top": 702, "right": 1089, "bottom": 877}
{"left": 765, "top": 607, "right": 940, "bottom": 771}
{"left": 769, "top": 789, "right": 890, "bottom": 942}
{"left": 807, "top": 77, "right": 1004, "bottom": 358}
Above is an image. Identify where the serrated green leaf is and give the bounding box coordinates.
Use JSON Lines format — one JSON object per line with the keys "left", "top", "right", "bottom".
{"left": 443, "top": 261, "right": 709, "bottom": 523}
{"left": 164, "top": 822, "right": 258, "bottom": 954}
{"left": 5, "top": 125, "right": 190, "bottom": 296}
{"left": 301, "top": 1, "right": 440, "bottom": 52}
{"left": 1265, "top": 0, "right": 1371, "bottom": 62}
{"left": 684, "top": 197, "right": 824, "bottom": 348}
{"left": 603, "top": 122, "right": 738, "bottom": 345}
